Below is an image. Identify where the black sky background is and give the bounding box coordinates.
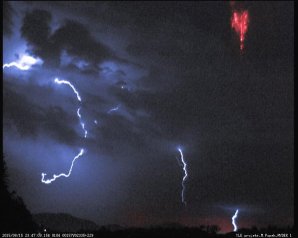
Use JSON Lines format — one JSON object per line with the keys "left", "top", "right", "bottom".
{"left": 3, "top": 1, "right": 293, "bottom": 232}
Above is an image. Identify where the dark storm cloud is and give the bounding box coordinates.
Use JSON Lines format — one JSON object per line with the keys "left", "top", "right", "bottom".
{"left": 3, "top": 83, "right": 43, "bottom": 138}
{"left": 21, "top": 9, "right": 111, "bottom": 67}
{"left": 51, "top": 20, "right": 110, "bottom": 63}
{"left": 244, "top": 2, "right": 294, "bottom": 61}
{"left": 21, "top": 9, "right": 52, "bottom": 51}
{"left": 3, "top": 82, "right": 79, "bottom": 146}
{"left": 95, "top": 114, "right": 149, "bottom": 157}
{"left": 115, "top": 2, "right": 293, "bottom": 144}
{"left": 42, "top": 106, "right": 80, "bottom": 146}
{"left": 3, "top": 1, "right": 14, "bottom": 36}
{"left": 99, "top": 2, "right": 293, "bottom": 226}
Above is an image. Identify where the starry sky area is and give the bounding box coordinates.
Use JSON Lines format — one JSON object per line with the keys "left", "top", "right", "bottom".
{"left": 3, "top": 1, "right": 293, "bottom": 232}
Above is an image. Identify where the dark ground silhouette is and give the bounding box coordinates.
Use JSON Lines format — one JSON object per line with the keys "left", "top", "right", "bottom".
{"left": 1, "top": 154, "right": 38, "bottom": 232}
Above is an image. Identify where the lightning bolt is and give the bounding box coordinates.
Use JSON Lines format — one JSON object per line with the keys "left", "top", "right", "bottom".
{"left": 41, "top": 78, "right": 88, "bottom": 184}
{"left": 232, "top": 209, "right": 239, "bottom": 232}
{"left": 54, "top": 78, "right": 82, "bottom": 102}
{"left": 177, "top": 147, "right": 188, "bottom": 205}
{"left": 107, "top": 104, "right": 120, "bottom": 113}
{"left": 3, "top": 55, "right": 42, "bottom": 70}
{"left": 41, "top": 149, "right": 84, "bottom": 184}
{"left": 3, "top": 62, "right": 31, "bottom": 71}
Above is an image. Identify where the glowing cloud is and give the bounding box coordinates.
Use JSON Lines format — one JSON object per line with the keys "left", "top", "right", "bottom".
{"left": 3, "top": 54, "right": 43, "bottom": 71}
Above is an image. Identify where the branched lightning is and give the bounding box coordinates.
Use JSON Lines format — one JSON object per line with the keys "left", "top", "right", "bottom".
{"left": 177, "top": 147, "right": 188, "bottom": 205}
{"left": 3, "top": 55, "right": 42, "bottom": 71}
{"left": 41, "top": 78, "right": 88, "bottom": 184}
{"left": 232, "top": 209, "right": 239, "bottom": 232}
{"left": 41, "top": 149, "right": 84, "bottom": 184}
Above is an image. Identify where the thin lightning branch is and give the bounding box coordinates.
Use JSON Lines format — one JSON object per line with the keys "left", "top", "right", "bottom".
{"left": 176, "top": 155, "right": 183, "bottom": 167}
{"left": 232, "top": 209, "right": 239, "bottom": 232}
{"left": 41, "top": 149, "right": 84, "bottom": 184}
{"left": 77, "top": 108, "right": 82, "bottom": 118}
{"left": 81, "top": 122, "right": 87, "bottom": 138}
{"left": 54, "top": 78, "right": 82, "bottom": 102}
{"left": 177, "top": 147, "right": 188, "bottom": 205}
{"left": 107, "top": 105, "right": 120, "bottom": 113}
{"left": 77, "top": 108, "right": 88, "bottom": 138}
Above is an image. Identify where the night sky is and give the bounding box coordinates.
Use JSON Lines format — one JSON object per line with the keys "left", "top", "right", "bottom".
{"left": 3, "top": 1, "right": 293, "bottom": 233}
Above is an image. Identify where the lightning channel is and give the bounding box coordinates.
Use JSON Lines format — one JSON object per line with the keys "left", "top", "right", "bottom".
{"left": 107, "top": 104, "right": 120, "bottom": 114}
{"left": 41, "top": 78, "right": 88, "bottom": 184}
{"left": 77, "top": 108, "right": 88, "bottom": 138}
{"left": 3, "top": 55, "right": 42, "bottom": 71}
{"left": 41, "top": 149, "right": 85, "bottom": 184}
{"left": 232, "top": 209, "right": 239, "bottom": 232}
{"left": 177, "top": 147, "right": 188, "bottom": 205}
{"left": 54, "top": 78, "right": 82, "bottom": 102}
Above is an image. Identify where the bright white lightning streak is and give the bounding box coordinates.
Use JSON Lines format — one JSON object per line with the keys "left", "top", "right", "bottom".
{"left": 232, "top": 209, "right": 239, "bottom": 232}
{"left": 77, "top": 108, "right": 88, "bottom": 138}
{"left": 3, "top": 55, "right": 42, "bottom": 71}
{"left": 3, "top": 62, "right": 30, "bottom": 70}
{"left": 177, "top": 147, "right": 188, "bottom": 205}
{"left": 41, "top": 149, "right": 84, "bottom": 184}
{"left": 54, "top": 78, "right": 82, "bottom": 102}
{"left": 41, "top": 78, "right": 87, "bottom": 184}
{"left": 107, "top": 105, "right": 120, "bottom": 113}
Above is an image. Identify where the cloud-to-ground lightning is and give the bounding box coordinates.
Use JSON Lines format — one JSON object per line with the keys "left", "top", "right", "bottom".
{"left": 3, "top": 55, "right": 42, "bottom": 70}
{"left": 107, "top": 104, "right": 120, "bottom": 114}
{"left": 177, "top": 147, "right": 188, "bottom": 205}
{"left": 41, "top": 78, "right": 88, "bottom": 184}
{"left": 232, "top": 209, "right": 239, "bottom": 232}
{"left": 41, "top": 149, "right": 84, "bottom": 184}
{"left": 230, "top": 1, "right": 249, "bottom": 52}
{"left": 3, "top": 55, "right": 86, "bottom": 184}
